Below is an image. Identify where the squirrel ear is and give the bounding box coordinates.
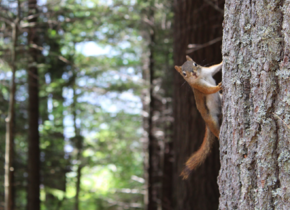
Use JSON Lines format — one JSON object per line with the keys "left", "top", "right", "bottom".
{"left": 174, "top": 65, "right": 182, "bottom": 72}
{"left": 186, "top": 55, "right": 193, "bottom": 61}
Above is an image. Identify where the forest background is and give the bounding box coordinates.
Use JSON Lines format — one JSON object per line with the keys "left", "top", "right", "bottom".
{"left": 0, "top": 0, "right": 224, "bottom": 210}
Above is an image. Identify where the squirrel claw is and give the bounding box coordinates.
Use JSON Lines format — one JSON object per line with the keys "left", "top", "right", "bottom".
{"left": 218, "top": 82, "right": 222, "bottom": 90}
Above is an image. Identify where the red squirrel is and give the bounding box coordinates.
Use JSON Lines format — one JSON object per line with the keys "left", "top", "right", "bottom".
{"left": 175, "top": 56, "right": 222, "bottom": 179}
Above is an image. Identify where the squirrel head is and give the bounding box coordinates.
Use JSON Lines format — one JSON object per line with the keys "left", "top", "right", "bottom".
{"left": 174, "top": 55, "right": 202, "bottom": 83}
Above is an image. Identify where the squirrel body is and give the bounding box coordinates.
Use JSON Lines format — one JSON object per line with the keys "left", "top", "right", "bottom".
{"left": 175, "top": 56, "right": 222, "bottom": 179}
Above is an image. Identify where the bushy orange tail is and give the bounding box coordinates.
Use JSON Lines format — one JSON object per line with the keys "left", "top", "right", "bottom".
{"left": 180, "top": 126, "right": 216, "bottom": 179}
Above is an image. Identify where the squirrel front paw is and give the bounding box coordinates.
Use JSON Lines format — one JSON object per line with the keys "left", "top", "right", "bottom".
{"left": 218, "top": 82, "right": 222, "bottom": 90}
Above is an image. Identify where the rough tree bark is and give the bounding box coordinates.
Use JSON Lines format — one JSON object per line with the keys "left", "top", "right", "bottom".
{"left": 27, "top": 0, "right": 40, "bottom": 209}
{"left": 173, "top": 0, "right": 224, "bottom": 209}
{"left": 219, "top": 0, "right": 290, "bottom": 209}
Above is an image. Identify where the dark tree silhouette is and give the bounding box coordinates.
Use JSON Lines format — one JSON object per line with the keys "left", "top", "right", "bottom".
{"left": 173, "top": 0, "right": 224, "bottom": 209}
{"left": 27, "top": 0, "right": 40, "bottom": 209}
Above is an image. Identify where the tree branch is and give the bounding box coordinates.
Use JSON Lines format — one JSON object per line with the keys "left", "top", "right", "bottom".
{"left": 30, "top": 44, "right": 72, "bottom": 64}
{"left": 186, "top": 36, "right": 222, "bottom": 53}
{"left": 204, "top": 0, "right": 224, "bottom": 14}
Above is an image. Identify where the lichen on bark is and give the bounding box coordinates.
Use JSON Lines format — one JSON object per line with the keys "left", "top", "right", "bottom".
{"left": 219, "top": 0, "right": 290, "bottom": 209}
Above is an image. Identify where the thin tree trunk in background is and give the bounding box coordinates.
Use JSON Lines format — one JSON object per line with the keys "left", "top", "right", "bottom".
{"left": 74, "top": 164, "right": 82, "bottom": 210}
{"left": 147, "top": 30, "right": 158, "bottom": 210}
{"left": 141, "top": 1, "right": 174, "bottom": 209}
{"left": 27, "top": 0, "right": 40, "bottom": 209}
{"left": 147, "top": 2, "right": 162, "bottom": 210}
{"left": 140, "top": 6, "right": 150, "bottom": 206}
{"left": 219, "top": 0, "right": 290, "bottom": 209}
{"left": 161, "top": 141, "right": 173, "bottom": 210}
{"left": 72, "top": 68, "right": 83, "bottom": 210}
{"left": 141, "top": 44, "right": 150, "bottom": 209}
{"left": 173, "top": 0, "right": 224, "bottom": 209}
{"left": 4, "top": 21, "right": 18, "bottom": 210}
{"left": 5, "top": 3, "right": 21, "bottom": 209}
{"left": 43, "top": 32, "right": 67, "bottom": 208}
{"left": 161, "top": 50, "right": 173, "bottom": 210}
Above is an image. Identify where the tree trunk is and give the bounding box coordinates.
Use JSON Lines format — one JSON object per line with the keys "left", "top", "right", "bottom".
{"left": 141, "top": 41, "right": 151, "bottom": 210}
{"left": 27, "top": 0, "right": 40, "bottom": 209}
{"left": 173, "top": 0, "right": 224, "bottom": 209}
{"left": 141, "top": 1, "right": 174, "bottom": 209}
{"left": 74, "top": 164, "right": 82, "bottom": 210}
{"left": 43, "top": 33, "right": 67, "bottom": 206}
{"left": 73, "top": 70, "right": 83, "bottom": 210}
{"left": 4, "top": 21, "right": 18, "bottom": 210}
{"left": 219, "top": 0, "right": 290, "bottom": 209}
{"left": 161, "top": 141, "right": 173, "bottom": 210}
{"left": 140, "top": 1, "right": 163, "bottom": 209}
{"left": 147, "top": 6, "right": 161, "bottom": 210}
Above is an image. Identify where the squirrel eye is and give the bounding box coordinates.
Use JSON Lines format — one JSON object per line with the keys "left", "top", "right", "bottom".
{"left": 182, "top": 71, "right": 186, "bottom": 76}
{"left": 193, "top": 63, "right": 197, "bottom": 67}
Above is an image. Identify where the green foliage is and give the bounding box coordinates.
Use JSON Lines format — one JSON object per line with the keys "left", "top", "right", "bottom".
{"left": 0, "top": 0, "right": 173, "bottom": 209}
